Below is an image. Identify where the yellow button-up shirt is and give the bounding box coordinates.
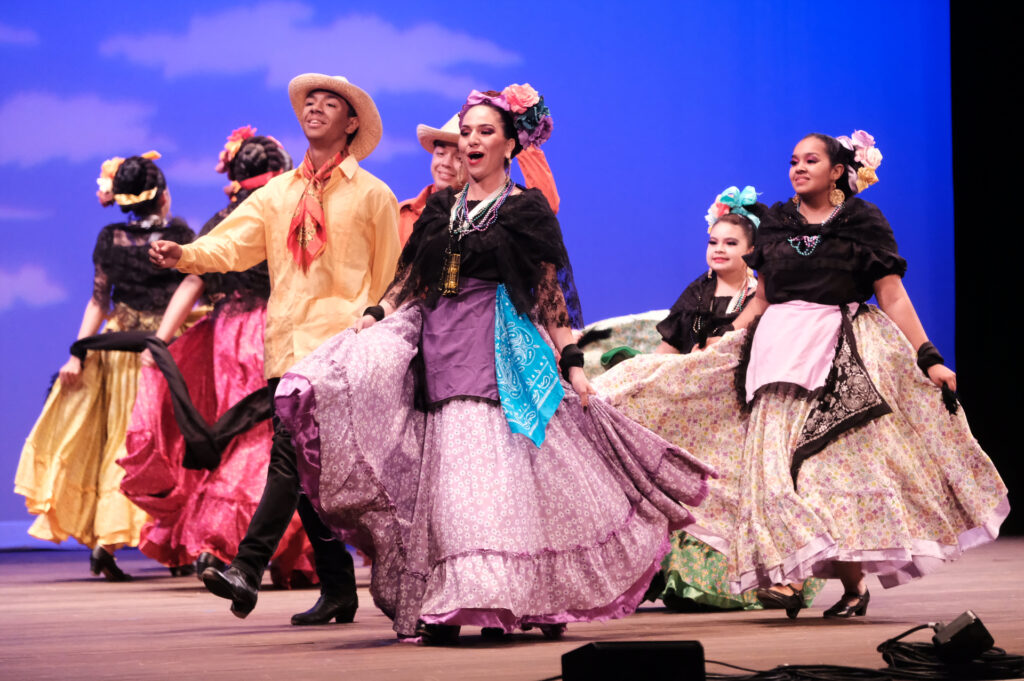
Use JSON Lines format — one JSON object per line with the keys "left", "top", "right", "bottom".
{"left": 176, "top": 155, "right": 400, "bottom": 378}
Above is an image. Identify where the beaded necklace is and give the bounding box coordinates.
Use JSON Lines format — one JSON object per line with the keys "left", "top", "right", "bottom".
{"left": 451, "top": 177, "right": 514, "bottom": 238}
{"left": 787, "top": 200, "right": 843, "bottom": 256}
{"left": 440, "top": 178, "right": 515, "bottom": 296}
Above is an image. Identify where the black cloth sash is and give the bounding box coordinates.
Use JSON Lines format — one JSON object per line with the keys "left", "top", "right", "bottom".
{"left": 70, "top": 331, "right": 271, "bottom": 470}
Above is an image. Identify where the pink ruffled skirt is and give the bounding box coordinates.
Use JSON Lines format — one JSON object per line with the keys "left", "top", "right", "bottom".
{"left": 120, "top": 305, "right": 314, "bottom": 584}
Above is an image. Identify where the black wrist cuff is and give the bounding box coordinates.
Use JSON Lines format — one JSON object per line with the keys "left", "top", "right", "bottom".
{"left": 364, "top": 305, "right": 385, "bottom": 322}
{"left": 916, "top": 341, "right": 944, "bottom": 376}
{"left": 559, "top": 343, "right": 585, "bottom": 381}
{"left": 69, "top": 341, "right": 87, "bottom": 361}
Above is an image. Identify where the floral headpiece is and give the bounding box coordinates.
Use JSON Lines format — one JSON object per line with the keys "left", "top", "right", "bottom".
{"left": 96, "top": 150, "right": 161, "bottom": 207}
{"left": 835, "top": 129, "right": 882, "bottom": 193}
{"left": 704, "top": 185, "right": 760, "bottom": 233}
{"left": 216, "top": 128, "right": 289, "bottom": 199}
{"left": 459, "top": 83, "right": 553, "bottom": 151}
{"left": 216, "top": 125, "right": 257, "bottom": 174}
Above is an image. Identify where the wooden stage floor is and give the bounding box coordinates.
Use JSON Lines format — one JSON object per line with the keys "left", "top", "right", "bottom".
{"left": 2, "top": 538, "right": 1022, "bottom": 681}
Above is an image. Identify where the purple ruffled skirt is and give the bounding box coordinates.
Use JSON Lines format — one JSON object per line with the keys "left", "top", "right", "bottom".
{"left": 275, "top": 302, "right": 714, "bottom": 637}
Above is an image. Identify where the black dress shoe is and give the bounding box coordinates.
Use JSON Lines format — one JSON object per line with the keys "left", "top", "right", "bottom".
{"left": 194, "top": 552, "right": 227, "bottom": 580}
{"left": 756, "top": 586, "right": 805, "bottom": 619}
{"left": 290, "top": 592, "right": 358, "bottom": 625}
{"left": 538, "top": 624, "right": 566, "bottom": 640}
{"left": 201, "top": 566, "right": 258, "bottom": 618}
{"left": 90, "top": 547, "right": 131, "bottom": 582}
{"left": 415, "top": 621, "right": 460, "bottom": 645}
{"left": 169, "top": 564, "right": 195, "bottom": 577}
{"left": 823, "top": 589, "right": 870, "bottom": 618}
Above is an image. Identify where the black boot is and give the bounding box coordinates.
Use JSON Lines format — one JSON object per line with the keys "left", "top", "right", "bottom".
{"left": 90, "top": 547, "right": 131, "bottom": 582}
{"left": 290, "top": 592, "right": 358, "bottom": 625}
{"left": 293, "top": 495, "right": 358, "bottom": 626}
{"left": 201, "top": 565, "right": 259, "bottom": 618}
{"left": 194, "top": 551, "right": 227, "bottom": 580}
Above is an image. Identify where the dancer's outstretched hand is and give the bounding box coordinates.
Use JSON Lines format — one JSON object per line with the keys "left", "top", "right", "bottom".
{"left": 149, "top": 240, "right": 182, "bottom": 269}
{"left": 569, "top": 366, "right": 596, "bottom": 409}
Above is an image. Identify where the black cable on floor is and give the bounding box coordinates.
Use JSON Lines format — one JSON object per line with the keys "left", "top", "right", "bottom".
{"left": 706, "top": 660, "right": 892, "bottom": 680}
{"left": 700, "top": 622, "right": 1024, "bottom": 681}
{"left": 877, "top": 624, "right": 1024, "bottom": 680}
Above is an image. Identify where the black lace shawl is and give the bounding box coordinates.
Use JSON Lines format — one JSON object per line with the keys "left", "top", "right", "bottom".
{"left": 91, "top": 217, "right": 195, "bottom": 313}
{"left": 657, "top": 272, "right": 746, "bottom": 353}
{"left": 383, "top": 186, "right": 584, "bottom": 329}
{"left": 198, "top": 207, "right": 271, "bottom": 313}
{"left": 747, "top": 197, "right": 907, "bottom": 305}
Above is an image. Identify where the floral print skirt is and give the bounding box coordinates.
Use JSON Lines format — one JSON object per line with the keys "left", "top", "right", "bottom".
{"left": 274, "top": 301, "right": 714, "bottom": 637}
{"left": 594, "top": 305, "right": 1008, "bottom": 595}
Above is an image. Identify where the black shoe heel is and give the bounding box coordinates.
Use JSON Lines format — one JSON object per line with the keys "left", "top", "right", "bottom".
{"left": 416, "top": 621, "right": 460, "bottom": 645}
{"left": 194, "top": 552, "right": 227, "bottom": 581}
{"left": 290, "top": 592, "right": 358, "bottom": 625}
{"left": 90, "top": 547, "right": 132, "bottom": 582}
{"left": 201, "top": 566, "right": 258, "bottom": 618}
{"left": 756, "top": 586, "right": 804, "bottom": 619}
{"left": 823, "top": 589, "right": 870, "bottom": 618}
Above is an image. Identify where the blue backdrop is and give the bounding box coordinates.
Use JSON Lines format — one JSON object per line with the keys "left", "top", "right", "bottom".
{"left": 0, "top": 1, "right": 953, "bottom": 542}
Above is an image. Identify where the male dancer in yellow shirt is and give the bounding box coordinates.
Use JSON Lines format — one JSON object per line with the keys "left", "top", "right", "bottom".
{"left": 150, "top": 73, "right": 399, "bottom": 625}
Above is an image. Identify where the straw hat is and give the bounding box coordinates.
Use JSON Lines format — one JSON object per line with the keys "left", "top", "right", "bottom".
{"left": 415, "top": 114, "right": 460, "bottom": 153}
{"left": 287, "top": 74, "right": 382, "bottom": 161}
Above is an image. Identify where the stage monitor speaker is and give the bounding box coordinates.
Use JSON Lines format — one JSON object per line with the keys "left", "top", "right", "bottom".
{"left": 561, "top": 640, "right": 705, "bottom": 681}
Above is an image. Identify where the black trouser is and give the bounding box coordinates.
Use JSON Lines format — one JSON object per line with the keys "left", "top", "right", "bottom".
{"left": 231, "top": 378, "right": 355, "bottom": 596}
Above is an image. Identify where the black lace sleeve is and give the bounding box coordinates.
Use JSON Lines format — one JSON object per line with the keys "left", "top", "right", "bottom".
{"left": 383, "top": 188, "right": 451, "bottom": 308}
{"left": 497, "top": 189, "right": 583, "bottom": 328}
{"left": 91, "top": 225, "right": 114, "bottom": 310}
{"left": 536, "top": 262, "right": 571, "bottom": 328}
{"left": 656, "top": 272, "right": 715, "bottom": 353}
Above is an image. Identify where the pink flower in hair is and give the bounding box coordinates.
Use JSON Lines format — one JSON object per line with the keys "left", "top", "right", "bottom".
{"left": 851, "top": 129, "right": 875, "bottom": 149}
{"left": 859, "top": 146, "right": 883, "bottom": 170}
{"left": 704, "top": 201, "right": 731, "bottom": 231}
{"left": 503, "top": 83, "right": 540, "bottom": 114}
{"left": 216, "top": 125, "right": 257, "bottom": 173}
{"left": 836, "top": 135, "right": 855, "bottom": 151}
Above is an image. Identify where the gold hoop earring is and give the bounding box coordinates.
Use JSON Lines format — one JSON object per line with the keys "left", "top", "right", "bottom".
{"left": 828, "top": 182, "right": 845, "bottom": 207}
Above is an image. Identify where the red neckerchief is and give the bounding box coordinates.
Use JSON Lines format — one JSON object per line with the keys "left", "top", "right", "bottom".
{"left": 288, "top": 150, "right": 343, "bottom": 271}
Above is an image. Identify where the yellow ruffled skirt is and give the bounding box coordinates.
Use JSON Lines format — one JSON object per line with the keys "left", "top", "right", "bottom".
{"left": 14, "top": 305, "right": 203, "bottom": 548}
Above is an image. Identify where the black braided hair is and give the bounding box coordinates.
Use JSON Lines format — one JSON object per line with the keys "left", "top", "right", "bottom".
{"left": 112, "top": 156, "right": 166, "bottom": 217}
{"left": 803, "top": 133, "right": 861, "bottom": 200}
{"left": 229, "top": 136, "right": 293, "bottom": 203}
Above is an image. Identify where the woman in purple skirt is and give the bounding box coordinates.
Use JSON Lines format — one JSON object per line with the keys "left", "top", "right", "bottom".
{"left": 275, "top": 85, "right": 715, "bottom": 643}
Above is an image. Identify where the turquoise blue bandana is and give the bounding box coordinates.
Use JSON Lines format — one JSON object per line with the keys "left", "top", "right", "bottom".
{"left": 494, "top": 285, "right": 564, "bottom": 447}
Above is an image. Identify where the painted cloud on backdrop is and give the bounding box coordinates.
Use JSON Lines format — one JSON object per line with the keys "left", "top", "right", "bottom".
{"left": 0, "top": 205, "right": 50, "bottom": 221}
{"left": 0, "top": 265, "right": 67, "bottom": 312}
{"left": 0, "top": 23, "right": 38, "bottom": 46}
{"left": 99, "top": 2, "right": 520, "bottom": 99}
{"left": 0, "top": 92, "right": 173, "bottom": 167}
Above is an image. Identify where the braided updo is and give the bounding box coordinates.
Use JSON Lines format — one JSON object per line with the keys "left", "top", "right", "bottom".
{"left": 229, "top": 136, "right": 292, "bottom": 203}
{"left": 112, "top": 155, "right": 166, "bottom": 217}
